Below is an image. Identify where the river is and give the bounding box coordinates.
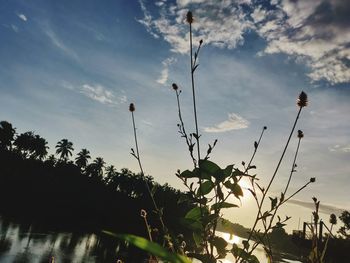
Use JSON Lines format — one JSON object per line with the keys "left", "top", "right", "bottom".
{"left": 0, "top": 217, "right": 301, "bottom": 263}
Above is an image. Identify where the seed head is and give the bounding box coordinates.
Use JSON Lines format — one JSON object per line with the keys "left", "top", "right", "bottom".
{"left": 329, "top": 213, "right": 337, "bottom": 225}
{"left": 129, "top": 103, "right": 135, "bottom": 112}
{"left": 263, "top": 126, "right": 267, "bottom": 130}
{"left": 297, "top": 130, "right": 304, "bottom": 139}
{"left": 140, "top": 209, "right": 147, "bottom": 218}
{"left": 297, "top": 91, "right": 308, "bottom": 107}
{"left": 310, "top": 177, "right": 316, "bottom": 183}
{"left": 186, "top": 11, "right": 193, "bottom": 24}
{"left": 199, "top": 39, "right": 203, "bottom": 45}
{"left": 172, "top": 83, "right": 178, "bottom": 91}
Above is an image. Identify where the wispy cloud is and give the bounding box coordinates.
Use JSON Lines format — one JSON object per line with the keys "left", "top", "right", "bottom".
{"left": 43, "top": 27, "right": 79, "bottom": 60}
{"left": 288, "top": 199, "right": 346, "bottom": 216}
{"left": 17, "top": 13, "right": 27, "bottom": 22}
{"left": 156, "top": 57, "right": 176, "bottom": 85}
{"left": 329, "top": 144, "right": 350, "bottom": 153}
{"left": 204, "top": 113, "right": 249, "bottom": 133}
{"left": 63, "top": 82, "right": 127, "bottom": 106}
{"left": 11, "top": 24, "right": 19, "bottom": 33}
{"left": 138, "top": 0, "right": 350, "bottom": 84}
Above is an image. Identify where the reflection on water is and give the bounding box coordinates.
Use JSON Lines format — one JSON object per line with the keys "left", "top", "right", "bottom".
{"left": 0, "top": 217, "right": 301, "bottom": 263}
{"left": 0, "top": 216, "right": 147, "bottom": 263}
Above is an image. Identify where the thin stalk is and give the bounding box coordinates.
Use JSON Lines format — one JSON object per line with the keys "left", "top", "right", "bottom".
{"left": 131, "top": 111, "right": 174, "bottom": 252}
{"left": 246, "top": 107, "right": 303, "bottom": 245}
{"left": 175, "top": 89, "right": 197, "bottom": 167}
{"left": 283, "top": 136, "right": 302, "bottom": 195}
{"left": 189, "top": 21, "right": 200, "bottom": 163}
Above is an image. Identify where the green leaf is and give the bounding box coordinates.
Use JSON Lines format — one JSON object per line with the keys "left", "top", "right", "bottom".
{"left": 223, "top": 165, "right": 234, "bottom": 177}
{"left": 192, "top": 168, "right": 211, "bottom": 180}
{"left": 199, "top": 159, "right": 221, "bottom": 175}
{"left": 224, "top": 181, "right": 243, "bottom": 198}
{"left": 185, "top": 207, "right": 202, "bottom": 221}
{"left": 211, "top": 236, "right": 228, "bottom": 257}
{"left": 269, "top": 197, "right": 278, "bottom": 210}
{"left": 102, "top": 232, "right": 191, "bottom": 263}
{"left": 197, "top": 180, "right": 214, "bottom": 196}
{"left": 193, "top": 232, "right": 203, "bottom": 247}
{"left": 179, "top": 170, "right": 196, "bottom": 178}
{"left": 211, "top": 202, "right": 238, "bottom": 211}
{"left": 179, "top": 218, "right": 202, "bottom": 231}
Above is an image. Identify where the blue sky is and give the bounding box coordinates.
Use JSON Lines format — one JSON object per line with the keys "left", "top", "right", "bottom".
{"left": 1, "top": 0, "right": 350, "bottom": 230}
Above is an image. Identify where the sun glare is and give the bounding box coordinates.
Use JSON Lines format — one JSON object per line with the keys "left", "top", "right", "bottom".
{"left": 222, "top": 232, "right": 240, "bottom": 244}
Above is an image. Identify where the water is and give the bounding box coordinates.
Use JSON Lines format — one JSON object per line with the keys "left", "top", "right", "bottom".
{"left": 0, "top": 217, "right": 301, "bottom": 263}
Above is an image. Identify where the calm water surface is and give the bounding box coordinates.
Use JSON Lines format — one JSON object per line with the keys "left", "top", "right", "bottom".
{"left": 0, "top": 217, "right": 301, "bottom": 263}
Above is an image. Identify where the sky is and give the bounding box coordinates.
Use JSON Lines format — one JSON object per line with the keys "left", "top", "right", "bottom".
{"left": 1, "top": 0, "right": 349, "bottom": 232}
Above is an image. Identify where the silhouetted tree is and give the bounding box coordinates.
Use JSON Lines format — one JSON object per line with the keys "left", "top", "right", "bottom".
{"left": 0, "top": 121, "right": 16, "bottom": 150}
{"left": 45, "top": 154, "right": 57, "bottom": 167}
{"left": 104, "top": 165, "right": 117, "bottom": 184}
{"left": 13, "top": 131, "right": 36, "bottom": 158}
{"left": 30, "top": 135, "right": 49, "bottom": 160}
{"left": 55, "top": 139, "right": 74, "bottom": 161}
{"left": 339, "top": 211, "right": 350, "bottom": 239}
{"left": 92, "top": 157, "right": 105, "bottom": 179}
{"left": 75, "top": 149, "right": 91, "bottom": 170}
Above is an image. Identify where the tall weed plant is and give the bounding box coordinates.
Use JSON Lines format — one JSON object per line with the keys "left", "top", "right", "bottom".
{"left": 105, "top": 10, "right": 315, "bottom": 263}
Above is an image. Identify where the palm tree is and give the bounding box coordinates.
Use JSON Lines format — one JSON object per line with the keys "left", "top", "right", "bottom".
{"left": 14, "top": 131, "right": 35, "bottom": 158}
{"left": 55, "top": 139, "right": 74, "bottom": 161}
{"left": 31, "top": 135, "right": 49, "bottom": 160}
{"left": 75, "top": 149, "right": 91, "bottom": 170}
{"left": 0, "top": 121, "right": 16, "bottom": 150}
{"left": 92, "top": 157, "right": 105, "bottom": 178}
{"left": 104, "top": 165, "right": 117, "bottom": 184}
{"left": 45, "top": 154, "right": 57, "bottom": 167}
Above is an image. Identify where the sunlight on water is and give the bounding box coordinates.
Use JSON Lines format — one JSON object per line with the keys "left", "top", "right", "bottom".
{"left": 221, "top": 232, "right": 240, "bottom": 244}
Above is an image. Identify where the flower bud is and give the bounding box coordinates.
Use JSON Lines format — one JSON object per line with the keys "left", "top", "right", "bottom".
{"left": 297, "top": 91, "right": 308, "bottom": 107}
{"left": 129, "top": 103, "right": 135, "bottom": 112}
{"left": 172, "top": 83, "right": 178, "bottom": 91}
{"left": 140, "top": 209, "right": 147, "bottom": 218}
{"left": 186, "top": 11, "right": 193, "bottom": 24}
{"left": 297, "top": 130, "right": 304, "bottom": 139}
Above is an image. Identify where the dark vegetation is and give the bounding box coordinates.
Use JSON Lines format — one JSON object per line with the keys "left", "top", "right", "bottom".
{"left": 0, "top": 120, "right": 193, "bottom": 240}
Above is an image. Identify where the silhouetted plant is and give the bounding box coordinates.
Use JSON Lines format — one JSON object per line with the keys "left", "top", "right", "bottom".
{"left": 0, "top": 121, "right": 16, "bottom": 150}
{"left": 308, "top": 197, "right": 337, "bottom": 263}
{"left": 55, "top": 139, "right": 74, "bottom": 161}
{"left": 75, "top": 148, "right": 91, "bottom": 170}
{"left": 106, "top": 10, "right": 315, "bottom": 263}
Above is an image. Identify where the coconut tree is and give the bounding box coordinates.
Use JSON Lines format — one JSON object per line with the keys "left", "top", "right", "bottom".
{"left": 14, "top": 131, "right": 35, "bottom": 158}
{"left": 92, "top": 157, "right": 105, "bottom": 178}
{"left": 104, "top": 165, "right": 117, "bottom": 184}
{"left": 75, "top": 148, "right": 91, "bottom": 170}
{"left": 55, "top": 139, "right": 74, "bottom": 161}
{"left": 0, "top": 121, "right": 16, "bottom": 150}
{"left": 30, "top": 135, "right": 49, "bottom": 160}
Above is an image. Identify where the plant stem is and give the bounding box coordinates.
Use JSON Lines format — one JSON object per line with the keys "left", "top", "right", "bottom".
{"left": 189, "top": 21, "right": 200, "bottom": 163}
{"left": 242, "top": 107, "right": 303, "bottom": 261}
{"left": 131, "top": 111, "right": 174, "bottom": 252}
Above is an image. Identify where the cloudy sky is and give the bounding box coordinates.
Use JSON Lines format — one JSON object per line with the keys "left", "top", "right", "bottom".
{"left": 1, "top": 0, "right": 349, "bottom": 231}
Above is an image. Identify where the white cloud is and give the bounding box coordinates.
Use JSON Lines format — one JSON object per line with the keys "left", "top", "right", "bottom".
{"left": 137, "top": 0, "right": 252, "bottom": 54}
{"left": 204, "top": 113, "right": 249, "bottom": 133}
{"left": 329, "top": 144, "right": 350, "bottom": 153}
{"left": 17, "top": 13, "right": 27, "bottom": 22}
{"left": 138, "top": 0, "right": 350, "bottom": 84}
{"left": 156, "top": 57, "right": 176, "bottom": 85}
{"left": 62, "top": 82, "right": 127, "bottom": 106}
{"left": 255, "top": 0, "right": 350, "bottom": 84}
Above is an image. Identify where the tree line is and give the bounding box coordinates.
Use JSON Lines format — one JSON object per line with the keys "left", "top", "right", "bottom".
{"left": 0, "top": 120, "right": 195, "bottom": 246}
